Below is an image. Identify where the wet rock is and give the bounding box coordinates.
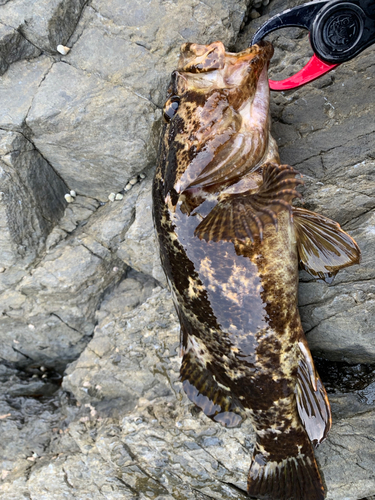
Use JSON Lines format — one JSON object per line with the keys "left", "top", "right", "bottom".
{"left": 0, "top": 387, "right": 79, "bottom": 488}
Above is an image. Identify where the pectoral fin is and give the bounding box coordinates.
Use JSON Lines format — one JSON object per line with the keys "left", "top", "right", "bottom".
{"left": 195, "top": 163, "right": 302, "bottom": 242}
{"left": 295, "top": 339, "right": 332, "bottom": 447}
{"left": 180, "top": 349, "right": 245, "bottom": 427}
{"left": 293, "top": 207, "right": 360, "bottom": 283}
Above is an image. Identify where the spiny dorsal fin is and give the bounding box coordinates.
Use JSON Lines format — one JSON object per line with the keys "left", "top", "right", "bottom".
{"left": 293, "top": 207, "right": 361, "bottom": 283}
{"left": 295, "top": 338, "right": 332, "bottom": 447}
{"left": 195, "top": 163, "right": 303, "bottom": 243}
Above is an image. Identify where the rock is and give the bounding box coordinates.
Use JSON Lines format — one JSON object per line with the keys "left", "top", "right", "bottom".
{"left": 63, "top": 270, "right": 162, "bottom": 405}
{"left": 0, "top": 130, "right": 68, "bottom": 271}
{"left": 85, "top": 181, "right": 143, "bottom": 248}
{"left": 0, "top": 22, "right": 41, "bottom": 76}
{"left": 117, "top": 176, "right": 167, "bottom": 286}
{"left": 26, "top": 62, "right": 159, "bottom": 200}
{"left": 0, "top": 0, "right": 87, "bottom": 52}
{"left": 0, "top": 383, "right": 79, "bottom": 488}
{"left": 0, "top": 56, "right": 52, "bottom": 131}
{"left": 0, "top": 235, "right": 127, "bottom": 369}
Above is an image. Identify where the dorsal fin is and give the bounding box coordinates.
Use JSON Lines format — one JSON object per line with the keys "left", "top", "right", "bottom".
{"left": 293, "top": 207, "right": 361, "bottom": 283}
{"left": 194, "top": 163, "right": 303, "bottom": 242}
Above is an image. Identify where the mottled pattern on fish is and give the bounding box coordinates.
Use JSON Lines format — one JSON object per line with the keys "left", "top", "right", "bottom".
{"left": 153, "top": 41, "right": 360, "bottom": 500}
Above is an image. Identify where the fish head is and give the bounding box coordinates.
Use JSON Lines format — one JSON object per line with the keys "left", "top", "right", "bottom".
{"left": 161, "top": 41, "right": 275, "bottom": 202}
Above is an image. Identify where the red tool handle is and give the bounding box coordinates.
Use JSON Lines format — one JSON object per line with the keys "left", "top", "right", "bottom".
{"left": 269, "top": 54, "right": 339, "bottom": 91}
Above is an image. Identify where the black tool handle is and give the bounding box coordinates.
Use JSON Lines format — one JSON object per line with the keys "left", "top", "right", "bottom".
{"left": 252, "top": 0, "right": 328, "bottom": 45}
{"left": 252, "top": 0, "right": 375, "bottom": 64}
{"left": 310, "top": 0, "right": 375, "bottom": 63}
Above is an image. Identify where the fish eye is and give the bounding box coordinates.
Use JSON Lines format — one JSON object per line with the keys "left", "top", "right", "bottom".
{"left": 163, "top": 96, "right": 180, "bottom": 122}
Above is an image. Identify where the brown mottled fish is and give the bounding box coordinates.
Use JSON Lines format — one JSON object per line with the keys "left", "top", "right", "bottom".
{"left": 152, "top": 40, "right": 360, "bottom": 500}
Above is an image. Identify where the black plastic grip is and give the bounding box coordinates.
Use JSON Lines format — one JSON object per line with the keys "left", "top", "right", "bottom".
{"left": 311, "top": 1, "right": 375, "bottom": 63}
{"left": 251, "top": 0, "right": 375, "bottom": 64}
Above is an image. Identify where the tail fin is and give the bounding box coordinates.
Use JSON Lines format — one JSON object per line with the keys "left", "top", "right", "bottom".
{"left": 247, "top": 443, "right": 325, "bottom": 500}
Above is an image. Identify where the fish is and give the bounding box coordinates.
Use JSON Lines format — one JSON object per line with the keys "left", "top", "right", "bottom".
{"left": 152, "top": 40, "right": 361, "bottom": 500}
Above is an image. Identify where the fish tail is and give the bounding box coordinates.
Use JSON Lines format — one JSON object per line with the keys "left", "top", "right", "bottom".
{"left": 247, "top": 437, "right": 325, "bottom": 500}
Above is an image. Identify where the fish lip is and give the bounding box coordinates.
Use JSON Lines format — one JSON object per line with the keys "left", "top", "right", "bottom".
{"left": 225, "top": 40, "right": 274, "bottom": 65}
{"left": 178, "top": 40, "right": 274, "bottom": 76}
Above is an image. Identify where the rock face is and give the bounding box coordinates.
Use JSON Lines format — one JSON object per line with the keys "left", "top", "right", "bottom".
{"left": 0, "top": 130, "right": 68, "bottom": 270}
{"left": 1, "top": 0, "right": 375, "bottom": 499}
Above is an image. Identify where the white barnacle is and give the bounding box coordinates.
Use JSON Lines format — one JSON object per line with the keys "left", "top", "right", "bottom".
{"left": 124, "top": 183, "right": 132, "bottom": 191}
{"left": 57, "top": 45, "right": 70, "bottom": 55}
{"left": 64, "top": 194, "right": 74, "bottom": 203}
{"left": 70, "top": 190, "right": 77, "bottom": 197}
{"left": 129, "top": 177, "right": 138, "bottom": 185}
{"left": 115, "top": 193, "right": 124, "bottom": 200}
{"left": 108, "top": 192, "right": 116, "bottom": 202}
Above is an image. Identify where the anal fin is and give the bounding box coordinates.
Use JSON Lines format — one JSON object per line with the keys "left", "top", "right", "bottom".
{"left": 296, "top": 339, "right": 332, "bottom": 447}
{"left": 293, "top": 207, "right": 360, "bottom": 283}
{"left": 180, "top": 349, "right": 245, "bottom": 427}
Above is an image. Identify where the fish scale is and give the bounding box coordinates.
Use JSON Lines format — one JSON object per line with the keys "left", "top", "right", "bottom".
{"left": 153, "top": 40, "right": 360, "bottom": 500}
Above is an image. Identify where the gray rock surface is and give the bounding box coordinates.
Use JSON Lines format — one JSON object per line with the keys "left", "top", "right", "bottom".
{"left": 1, "top": 0, "right": 375, "bottom": 498}
{"left": 117, "top": 176, "right": 167, "bottom": 286}
{"left": 0, "top": 22, "right": 41, "bottom": 76}
{"left": 26, "top": 62, "right": 159, "bottom": 199}
{"left": 0, "top": 0, "right": 87, "bottom": 52}
{"left": 25, "top": 0, "right": 248, "bottom": 200}
{"left": 0, "top": 56, "right": 52, "bottom": 131}
{"left": 0, "top": 129, "right": 68, "bottom": 270}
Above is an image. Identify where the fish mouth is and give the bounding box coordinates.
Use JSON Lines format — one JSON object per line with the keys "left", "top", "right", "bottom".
{"left": 177, "top": 40, "right": 274, "bottom": 87}
{"left": 223, "top": 41, "right": 274, "bottom": 89}
{"left": 172, "top": 40, "right": 274, "bottom": 109}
